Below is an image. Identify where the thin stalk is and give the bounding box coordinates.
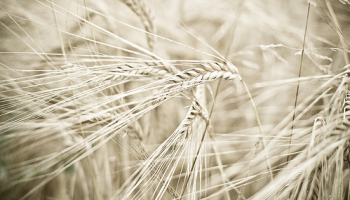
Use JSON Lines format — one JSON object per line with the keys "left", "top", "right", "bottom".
{"left": 241, "top": 80, "right": 274, "bottom": 180}
{"left": 287, "top": 2, "right": 311, "bottom": 163}
{"left": 225, "top": 0, "right": 274, "bottom": 183}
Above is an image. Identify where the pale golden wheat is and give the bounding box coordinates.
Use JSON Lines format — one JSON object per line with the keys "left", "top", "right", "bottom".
{"left": 0, "top": 0, "right": 350, "bottom": 200}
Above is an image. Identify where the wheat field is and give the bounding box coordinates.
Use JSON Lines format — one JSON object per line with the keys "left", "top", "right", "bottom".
{"left": 0, "top": 0, "right": 350, "bottom": 199}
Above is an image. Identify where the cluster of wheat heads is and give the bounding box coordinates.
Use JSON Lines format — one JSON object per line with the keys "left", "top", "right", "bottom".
{"left": 0, "top": 0, "right": 350, "bottom": 199}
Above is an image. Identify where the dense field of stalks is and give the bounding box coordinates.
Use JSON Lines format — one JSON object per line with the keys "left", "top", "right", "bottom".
{"left": 1, "top": 0, "right": 350, "bottom": 199}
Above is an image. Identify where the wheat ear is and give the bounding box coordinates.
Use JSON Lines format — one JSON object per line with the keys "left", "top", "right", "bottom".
{"left": 121, "top": 0, "right": 157, "bottom": 50}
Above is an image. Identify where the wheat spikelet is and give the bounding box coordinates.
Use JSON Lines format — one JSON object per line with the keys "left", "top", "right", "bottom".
{"left": 326, "top": 73, "right": 350, "bottom": 122}
{"left": 285, "top": 74, "right": 350, "bottom": 200}
{"left": 250, "top": 71, "right": 350, "bottom": 200}
{"left": 119, "top": 101, "right": 202, "bottom": 199}
{"left": 121, "top": 0, "right": 157, "bottom": 50}
{"left": 121, "top": 123, "right": 181, "bottom": 199}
